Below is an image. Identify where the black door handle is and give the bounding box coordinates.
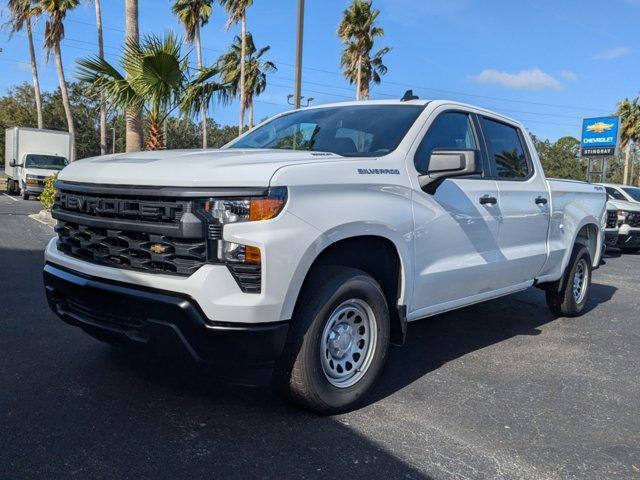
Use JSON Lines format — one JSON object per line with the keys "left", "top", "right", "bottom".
{"left": 535, "top": 196, "right": 548, "bottom": 205}
{"left": 479, "top": 195, "right": 497, "bottom": 205}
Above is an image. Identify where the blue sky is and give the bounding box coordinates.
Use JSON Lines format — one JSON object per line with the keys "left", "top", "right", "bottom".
{"left": 0, "top": 0, "right": 638, "bottom": 141}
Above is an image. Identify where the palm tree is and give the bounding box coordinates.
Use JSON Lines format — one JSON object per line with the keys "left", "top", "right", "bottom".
{"left": 338, "top": 0, "right": 390, "bottom": 100}
{"left": 124, "top": 0, "right": 143, "bottom": 152}
{"left": 89, "top": 0, "right": 107, "bottom": 155}
{"left": 214, "top": 32, "right": 275, "bottom": 128}
{"left": 617, "top": 97, "right": 640, "bottom": 185}
{"left": 78, "top": 33, "right": 226, "bottom": 150}
{"left": 219, "top": 0, "right": 253, "bottom": 135}
{"left": 172, "top": 0, "right": 213, "bottom": 148}
{"left": 5, "top": 0, "right": 45, "bottom": 129}
{"left": 40, "top": 0, "right": 79, "bottom": 161}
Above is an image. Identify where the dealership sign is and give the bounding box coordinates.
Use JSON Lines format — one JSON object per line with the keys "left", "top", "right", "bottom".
{"left": 580, "top": 116, "right": 620, "bottom": 156}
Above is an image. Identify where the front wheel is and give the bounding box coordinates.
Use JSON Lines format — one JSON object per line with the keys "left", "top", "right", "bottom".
{"left": 276, "top": 266, "right": 390, "bottom": 415}
{"left": 545, "top": 245, "right": 592, "bottom": 317}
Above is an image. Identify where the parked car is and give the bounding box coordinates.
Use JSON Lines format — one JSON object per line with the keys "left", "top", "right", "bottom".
{"left": 43, "top": 98, "right": 607, "bottom": 414}
{"left": 4, "top": 127, "right": 72, "bottom": 200}
{"left": 606, "top": 196, "right": 640, "bottom": 252}
{"left": 601, "top": 183, "right": 640, "bottom": 204}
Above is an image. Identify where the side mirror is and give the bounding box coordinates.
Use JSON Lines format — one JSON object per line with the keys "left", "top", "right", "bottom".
{"left": 419, "top": 149, "right": 479, "bottom": 191}
{"left": 9, "top": 160, "right": 16, "bottom": 168}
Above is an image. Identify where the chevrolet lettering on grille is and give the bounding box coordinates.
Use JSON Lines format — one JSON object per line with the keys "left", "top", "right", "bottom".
{"left": 58, "top": 192, "right": 183, "bottom": 221}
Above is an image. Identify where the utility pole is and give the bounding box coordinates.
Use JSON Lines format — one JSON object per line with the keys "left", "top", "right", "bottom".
{"left": 293, "top": 0, "right": 305, "bottom": 109}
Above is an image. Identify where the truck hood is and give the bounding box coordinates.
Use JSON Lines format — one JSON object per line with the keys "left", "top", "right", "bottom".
{"left": 24, "top": 168, "right": 63, "bottom": 179}
{"left": 606, "top": 198, "right": 640, "bottom": 212}
{"left": 58, "top": 149, "right": 343, "bottom": 187}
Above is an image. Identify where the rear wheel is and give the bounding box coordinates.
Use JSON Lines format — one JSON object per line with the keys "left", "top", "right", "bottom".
{"left": 545, "top": 245, "right": 592, "bottom": 317}
{"left": 276, "top": 266, "right": 390, "bottom": 415}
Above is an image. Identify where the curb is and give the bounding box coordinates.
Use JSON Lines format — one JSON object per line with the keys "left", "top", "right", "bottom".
{"left": 29, "top": 209, "right": 55, "bottom": 229}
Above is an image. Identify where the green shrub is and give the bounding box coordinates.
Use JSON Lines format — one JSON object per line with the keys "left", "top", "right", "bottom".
{"left": 40, "top": 175, "right": 57, "bottom": 211}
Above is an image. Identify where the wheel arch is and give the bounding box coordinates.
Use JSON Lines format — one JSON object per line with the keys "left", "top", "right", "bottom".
{"left": 281, "top": 228, "right": 410, "bottom": 346}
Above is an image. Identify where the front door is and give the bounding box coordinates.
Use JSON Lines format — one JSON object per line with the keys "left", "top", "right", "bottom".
{"left": 410, "top": 110, "right": 503, "bottom": 316}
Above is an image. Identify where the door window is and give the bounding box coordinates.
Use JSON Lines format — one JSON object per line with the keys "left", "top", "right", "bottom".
{"left": 414, "top": 112, "right": 477, "bottom": 174}
{"left": 481, "top": 118, "right": 531, "bottom": 179}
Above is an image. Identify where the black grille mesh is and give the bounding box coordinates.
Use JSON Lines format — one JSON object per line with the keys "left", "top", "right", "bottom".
{"left": 55, "top": 222, "right": 207, "bottom": 276}
{"left": 606, "top": 210, "right": 618, "bottom": 228}
{"left": 626, "top": 212, "right": 640, "bottom": 228}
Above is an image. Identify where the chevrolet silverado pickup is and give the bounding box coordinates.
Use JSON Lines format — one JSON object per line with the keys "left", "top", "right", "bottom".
{"left": 604, "top": 196, "right": 640, "bottom": 252}
{"left": 44, "top": 98, "right": 607, "bottom": 414}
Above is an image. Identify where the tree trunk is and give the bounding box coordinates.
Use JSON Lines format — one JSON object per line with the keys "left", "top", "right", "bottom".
{"left": 95, "top": 0, "right": 107, "bottom": 155}
{"left": 623, "top": 143, "right": 631, "bottom": 185}
{"left": 355, "top": 56, "right": 362, "bottom": 101}
{"left": 54, "top": 43, "right": 76, "bottom": 162}
{"left": 26, "top": 19, "right": 44, "bottom": 129}
{"left": 249, "top": 100, "right": 254, "bottom": 129}
{"left": 195, "top": 23, "right": 207, "bottom": 149}
{"left": 239, "top": 14, "right": 247, "bottom": 135}
{"left": 146, "top": 120, "right": 164, "bottom": 151}
{"left": 125, "top": 0, "right": 143, "bottom": 152}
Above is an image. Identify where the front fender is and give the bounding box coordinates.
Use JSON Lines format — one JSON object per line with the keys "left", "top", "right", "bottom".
{"left": 279, "top": 221, "right": 413, "bottom": 322}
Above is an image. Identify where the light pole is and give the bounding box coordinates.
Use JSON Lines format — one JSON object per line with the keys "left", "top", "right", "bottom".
{"left": 293, "top": 0, "right": 305, "bottom": 109}
{"left": 287, "top": 95, "right": 314, "bottom": 108}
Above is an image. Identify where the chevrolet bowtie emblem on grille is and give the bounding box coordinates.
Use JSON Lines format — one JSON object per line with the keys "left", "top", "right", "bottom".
{"left": 150, "top": 244, "right": 170, "bottom": 254}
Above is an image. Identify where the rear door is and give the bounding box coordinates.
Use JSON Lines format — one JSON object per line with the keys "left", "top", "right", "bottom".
{"left": 478, "top": 116, "right": 549, "bottom": 287}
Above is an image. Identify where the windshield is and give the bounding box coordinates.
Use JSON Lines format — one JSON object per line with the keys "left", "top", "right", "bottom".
{"left": 229, "top": 105, "right": 424, "bottom": 157}
{"left": 24, "top": 154, "right": 68, "bottom": 170}
{"left": 622, "top": 187, "right": 640, "bottom": 202}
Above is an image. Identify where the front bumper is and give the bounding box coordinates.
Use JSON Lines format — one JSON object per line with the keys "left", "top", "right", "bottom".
{"left": 616, "top": 226, "right": 640, "bottom": 248}
{"left": 43, "top": 263, "right": 289, "bottom": 369}
{"left": 25, "top": 184, "right": 44, "bottom": 194}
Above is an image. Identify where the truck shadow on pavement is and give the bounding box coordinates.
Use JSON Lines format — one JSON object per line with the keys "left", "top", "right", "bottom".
{"left": 366, "top": 281, "right": 617, "bottom": 406}
{"left": 0, "top": 246, "right": 616, "bottom": 479}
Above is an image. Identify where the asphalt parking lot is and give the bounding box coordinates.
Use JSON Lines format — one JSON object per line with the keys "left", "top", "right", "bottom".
{"left": 1, "top": 194, "right": 639, "bottom": 480}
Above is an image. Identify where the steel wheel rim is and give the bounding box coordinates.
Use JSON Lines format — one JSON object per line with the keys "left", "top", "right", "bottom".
{"left": 572, "top": 259, "right": 589, "bottom": 304}
{"left": 320, "top": 298, "right": 377, "bottom": 388}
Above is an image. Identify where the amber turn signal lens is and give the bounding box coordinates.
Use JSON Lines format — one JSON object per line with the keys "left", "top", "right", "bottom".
{"left": 26, "top": 178, "right": 39, "bottom": 185}
{"left": 245, "top": 245, "right": 261, "bottom": 265}
{"left": 249, "top": 198, "right": 285, "bottom": 221}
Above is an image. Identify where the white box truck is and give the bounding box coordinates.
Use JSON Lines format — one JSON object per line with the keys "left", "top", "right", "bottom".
{"left": 4, "top": 127, "right": 72, "bottom": 200}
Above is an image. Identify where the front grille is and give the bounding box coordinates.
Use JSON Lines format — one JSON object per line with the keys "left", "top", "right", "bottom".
{"left": 55, "top": 222, "right": 207, "bottom": 276}
{"left": 606, "top": 210, "right": 618, "bottom": 228}
{"left": 626, "top": 212, "right": 640, "bottom": 228}
{"left": 52, "top": 182, "right": 210, "bottom": 276}
{"left": 52, "top": 181, "right": 264, "bottom": 292}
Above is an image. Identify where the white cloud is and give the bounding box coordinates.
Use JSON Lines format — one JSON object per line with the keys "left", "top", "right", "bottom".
{"left": 470, "top": 68, "right": 563, "bottom": 91}
{"left": 560, "top": 70, "right": 577, "bottom": 81}
{"left": 591, "top": 47, "right": 632, "bottom": 60}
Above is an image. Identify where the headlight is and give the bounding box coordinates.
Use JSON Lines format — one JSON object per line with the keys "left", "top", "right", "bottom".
{"left": 25, "top": 175, "right": 39, "bottom": 185}
{"left": 196, "top": 187, "right": 287, "bottom": 265}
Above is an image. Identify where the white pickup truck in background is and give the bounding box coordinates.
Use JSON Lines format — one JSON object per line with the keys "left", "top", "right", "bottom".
{"left": 43, "top": 98, "right": 607, "bottom": 414}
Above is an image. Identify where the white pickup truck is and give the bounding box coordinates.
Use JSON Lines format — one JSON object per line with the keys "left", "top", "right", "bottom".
{"left": 44, "top": 98, "right": 607, "bottom": 414}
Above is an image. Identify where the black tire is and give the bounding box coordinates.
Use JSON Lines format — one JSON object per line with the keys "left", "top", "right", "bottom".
{"left": 276, "top": 266, "right": 390, "bottom": 415}
{"left": 21, "top": 187, "right": 29, "bottom": 200}
{"left": 545, "top": 245, "right": 592, "bottom": 317}
{"left": 620, "top": 247, "right": 640, "bottom": 253}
